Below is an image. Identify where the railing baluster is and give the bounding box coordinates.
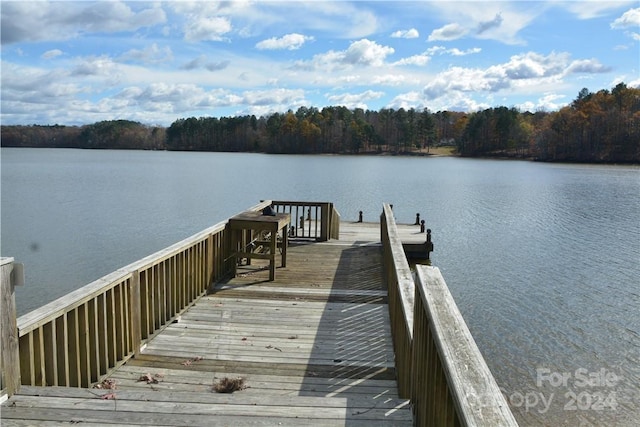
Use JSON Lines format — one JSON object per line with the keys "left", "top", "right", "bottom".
{"left": 89, "top": 297, "right": 99, "bottom": 382}
{"left": 97, "top": 294, "right": 107, "bottom": 374}
{"left": 122, "top": 280, "right": 131, "bottom": 355}
{"left": 69, "top": 309, "right": 80, "bottom": 387}
{"left": 56, "top": 313, "right": 70, "bottom": 387}
{"left": 45, "top": 321, "right": 57, "bottom": 386}
{"left": 106, "top": 288, "right": 115, "bottom": 368}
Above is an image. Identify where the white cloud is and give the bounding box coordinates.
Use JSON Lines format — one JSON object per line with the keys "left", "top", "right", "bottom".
{"left": 610, "top": 7, "right": 640, "bottom": 39}
{"left": 517, "top": 93, "right": 566, "bottom": 112}
{"left": 425, "top": 2, "right": 538, "bottom": 44}
{"left": 343, "top": 39, "right": 394, "bottom": 66}
{"left": 372, "top": 75, "right": 406, "bottom": 86}
{"left": 120, "top": 44, "right": 173, "bottom": 64}
{"left": 242, "top": 88, "right": 306, "bottom": 107}
{"left": 294, "top": 39, "right": 394, "bottom": 71}
{"left": 1, "top": 1, "right": 166, "bottom": 45}
{"left": 563, "top": 2, "right": 635, "bottom": 20}
{"left": 42, "top": 49, "right": 63, "bottom": 60}
{"left": 71, "top": 56, "right": 121, "bottom": 80}
{"left": 611, "top": 7, "right": 640, "bottom": 28}
{"left": 565, "top": 59, "right": 612, "bottom": 75}
{"left": 393, "top": 46, "right": 480, "bottom": 66}
{"left": 423, "top": 66, "right": 509, "bottom": 99}
{"left": 387, "top": 91, "right": 424, "bottom": 110}
{"left": 394, "top": 53, "right": 431, "bottom": 66}
{"left": 184, "top": 16, "right": 232, "bottom": 41}
{"left": 422, "top": 51, "right": 611, "bottom": 102}
{"left": 326, "top": 90, "right": 384, "bottom": 109}
{"left": 449, "top": 47, "right": 482, "bottom": 56}
{"left": 389, "top": 89, "right": 487, "bottom": 113}
{"left": 476, "top": 13, "right": 503, "bottom": 35}
{"left": 180, "top": 55, "right": 230, "bottom": 72}
{"left": 496, "top": 52, "right": 569, "bottom": 80}
{"left": 391, "top": 28, "right": 419, "bottom": 39}
{"left": 428, "top": 23, "right": 467, "bottom": 41}
{"left": 256, "top": 33, "right": 314, "bottom": 50}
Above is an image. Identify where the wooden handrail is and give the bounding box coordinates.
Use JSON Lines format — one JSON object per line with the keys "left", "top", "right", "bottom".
{"left": 4, "top": 201, "right": 271, "bottom": 393}
{"left": 380, "top": 204, "right": 517, "bottom": 426}
{"left": 380, "top": 204, "right": 414, "bottom": 398}
{"left": 413, "top": 266, "right": 518, "bottom": 426}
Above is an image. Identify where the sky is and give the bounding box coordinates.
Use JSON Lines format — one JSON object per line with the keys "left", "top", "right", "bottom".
{"left": 1, "top": 1, "right": 639, "bottom": 126}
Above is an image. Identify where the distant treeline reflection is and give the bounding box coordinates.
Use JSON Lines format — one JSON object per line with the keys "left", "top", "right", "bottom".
{"left": 3, "top": 83, "right": 638, "bottom": 163}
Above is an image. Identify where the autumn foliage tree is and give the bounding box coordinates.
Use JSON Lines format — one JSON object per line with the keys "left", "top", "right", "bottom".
{"left": 2, "top": 83, "right": 638, "bottom": 163}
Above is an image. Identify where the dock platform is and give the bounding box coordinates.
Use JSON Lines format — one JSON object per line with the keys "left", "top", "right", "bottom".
{"left": 1, "top": 223, "right": 413, "bottom": 425}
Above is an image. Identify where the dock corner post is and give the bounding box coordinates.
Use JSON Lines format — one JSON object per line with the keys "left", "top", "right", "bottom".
{"left": 1, "top": 258, "right": 24, "bottom": 397}
{"left": 320, "top": 203, "right": 330, "bottom": 242}
{"left": 358, "top": 210, "right": 363, "bottom": 223}
{"left": 426, "top": 229, "right": 433, "bottom": 260}
{"left": 129, "top": 270, "right": 142, "bottom": 357}
{"left": 415, "top": 213, "right": 420, "bottom": 225}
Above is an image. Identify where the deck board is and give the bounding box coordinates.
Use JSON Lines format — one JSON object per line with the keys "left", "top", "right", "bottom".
{"left": 1, "top": 225, "right": 412, "bottom": 426}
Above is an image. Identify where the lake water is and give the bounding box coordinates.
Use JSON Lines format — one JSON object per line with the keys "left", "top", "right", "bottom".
{"left": 1, "top": 147, "right": 638, "bottom": 426}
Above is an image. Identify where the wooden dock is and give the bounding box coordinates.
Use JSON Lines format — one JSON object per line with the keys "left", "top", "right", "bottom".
{"left": 1, "top": 201, "right": 517, "bottom": 427}
{"left": 1, "top": 223, "right": 412, "bottom": 426}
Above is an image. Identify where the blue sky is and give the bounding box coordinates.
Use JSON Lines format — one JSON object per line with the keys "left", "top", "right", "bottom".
{"left": 1, "top": 1, "right": 639, "bottom": 126}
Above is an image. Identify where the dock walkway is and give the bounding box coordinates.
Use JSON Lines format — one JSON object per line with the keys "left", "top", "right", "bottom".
{"left": 1, "top": 223, "right": 413, "bottom": 426}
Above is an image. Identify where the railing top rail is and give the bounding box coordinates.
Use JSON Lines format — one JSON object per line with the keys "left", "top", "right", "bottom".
{"left": 271, "top": 200, "right": 332, "bottom": 207}
{"left": 17, "top": 269, "right": 133, "bottom": 335}
{"left": 382, "top": 203, "right": 415, "bottom": 340}
{"left": 416, "top": 265, "right": 518, "bottom": 426}
{"left": 16, "top": 200, "right": 273, "bottom": 336}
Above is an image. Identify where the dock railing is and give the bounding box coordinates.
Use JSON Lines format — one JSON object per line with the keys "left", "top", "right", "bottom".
{"left": 272, "top": 201, "right": 340, "bottom": 241}
{"left": 381, "top": 203, "right": 518, "bottom": 426}
{"left": 1, "top": 200, "right": 271, "bottom": 393}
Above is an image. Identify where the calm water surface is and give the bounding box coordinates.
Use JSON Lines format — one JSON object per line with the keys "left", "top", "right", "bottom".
{"left": 2, "top": 148, "right": 638, "bottom": 426}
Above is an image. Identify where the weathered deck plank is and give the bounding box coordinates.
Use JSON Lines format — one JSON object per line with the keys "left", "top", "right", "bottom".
{"left": 2, "top": 231, "right": 412, "bottom": 425}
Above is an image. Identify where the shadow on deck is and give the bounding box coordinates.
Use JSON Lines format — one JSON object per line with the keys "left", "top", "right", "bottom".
{"left": 191, "top": 238, "right": 408, "bottom": 418}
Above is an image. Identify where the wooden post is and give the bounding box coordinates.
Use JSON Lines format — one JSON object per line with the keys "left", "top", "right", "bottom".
{"left": 358, "top": 211, "right": 363, "bottom": 223}
{"left": 426, "top": 229, "right": 433, "bottom": 260}
{"left": 320, "top": 203, "right": 329, "bottom": 242}
{"left": 1, "top": 258, "right": 24, "bottom": 397}
{"left": 129, "top": 271, "right": 142, "bottom": 356}
{"left": 415, "top": 213, "right": 420, "bottom": 225}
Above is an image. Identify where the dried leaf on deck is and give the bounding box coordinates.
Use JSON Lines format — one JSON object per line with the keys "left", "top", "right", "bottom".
{"left": 213, "top": 377, "right": 247, "bottom": 393}
{"left": 101, "top": 392, "right": 117, "bottom": 400}
{"left": 93, "top": 378, "right": 117, "bottom": 389}
{"left": 138, "top": 373, "right": 159, "bottom": 384}
{"left": 181, "top": 355, "right": 205, "bottom": 366}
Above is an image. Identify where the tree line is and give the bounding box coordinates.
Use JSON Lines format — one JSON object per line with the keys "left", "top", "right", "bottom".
{"left": 2, "top": 82, "right": 638, "bottom": 163}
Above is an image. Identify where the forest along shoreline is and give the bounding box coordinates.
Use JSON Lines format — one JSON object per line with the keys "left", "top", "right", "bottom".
{"left": 2, "top": 83, "right": 638, "bottom": 164}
